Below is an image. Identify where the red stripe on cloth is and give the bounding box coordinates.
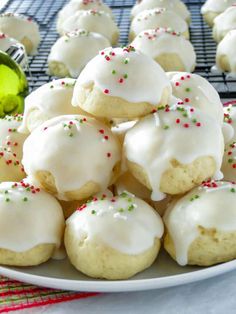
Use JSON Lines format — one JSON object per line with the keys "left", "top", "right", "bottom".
{"left": 0, "top": 292, "right": 99, "bottom": 313}
{"left": 0, "top": 287, "right": 51, "bottom": 297}
{"left": 223, "top": 100, "right": 236, "bottom": 107}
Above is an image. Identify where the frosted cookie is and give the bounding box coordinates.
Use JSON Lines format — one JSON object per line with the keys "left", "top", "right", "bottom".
{"left": 65, "top": 194, "right": 164, "bottom": 279}
{"left": 72, "top": 46, "right": 172, "bottom": 119}
{"left": 48, "top": 30, "right": 110, "bottom": 78}
{"left": 131, "top": 28, "right": 196, "bottom": 72}
{"left": 57, "top": 0, "right": 113, "bottom": 31}
{"left": 129, "top": 8, "right": 189, "bottom": 41}
{"left": 221, "top": 142, "right": 236, "bottom": 182}
{"left": 58, "top": 10, "right": 119, "bottom": 45}
{"left": 19, "top": 79, "right": 82, "bottom": 134}
{"left": 22, "top": 115, "right": 121, "bottom": 201}
{"left": 213, "top": 6, "right": 236, "bottom": 43}
{"left": 167, "top": 72, "right": 224, "bottom": 125}
{"left": 124, "top": 103, "right": 224, "bottom": 201}
{"left": 0, "top": 13, "right": 40, "bottom": 55}
{"left": 131, "top": 0, "right": 190, "bottom": 23}
{"left": 216, "top": 30, "right": 236, "bottom": 75}
{"left": 201, "top": 0, "right": 235, "bottom": 27}
{"left": 0, "top": 181, "right": 64, "bottom": 266}
{"left": 164, "top": 181, "right": 236, "bottom": 266}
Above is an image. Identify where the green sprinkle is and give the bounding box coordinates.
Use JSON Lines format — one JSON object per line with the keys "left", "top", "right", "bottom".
{"left": 120, "top": 192, "right": 128, "bottom": 198}
{"left": 163, "top": 125, "right": 169, "bottom": 130}
{"left": 112, "top": 70, "right": 116, "bottom": 74}
{"left": 185, "top": 88, "right": 191, "bottom": 92}
{"left": 23, "top": 197, "right": 28, "bottom": 202}
{"left": 4, "top": 190, "right": 8, "bottom": 194}
{"left": 118, "top": 208, "right": 124, "bottom": 212}
{"left": 192, "top": 118, "right": 197, "bottom": 123}
{"left": 228, "top": 159, "right": 233, "bottom": 163}
{"left": 91, "top": 210, "right": 96, "bottom": 215}
{"left": 231, "top": 188, "right": 236, "bottom": 193}
{"left": 190, "top": 195, "right": 200, "bottom": 202}
{"left": 127, "top": 198, "right": 132, "bottom": 203}
{"left": 183, "top": 113, "right": 188, "bottom": 117}
{"left": 5, "top": 198, "right": 10, "bottom": 202}
{"left": 69, "top": 133, "right": 73, "bottom": 137}
{"left": 124, "top": 58, "right": 129, "bottom": 64}
{"left": 128, "top": 204, "right": 134, "bottom": 211}
{"left": 123, "top": 74, "right": 128, "bottom": 79}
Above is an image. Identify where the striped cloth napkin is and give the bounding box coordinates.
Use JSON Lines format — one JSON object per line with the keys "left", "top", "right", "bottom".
{"left": 0, "top": 276, "right": 99, "bottom": 313}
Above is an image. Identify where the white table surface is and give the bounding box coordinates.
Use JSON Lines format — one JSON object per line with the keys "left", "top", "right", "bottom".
{"left": 21, "top": 269, "right": 236, "bottom": 314}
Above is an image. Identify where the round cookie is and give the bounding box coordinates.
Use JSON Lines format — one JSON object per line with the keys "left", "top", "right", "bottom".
{"left": 216, "top": 30, "right": 236, "bottom": 74}
{"left": 0, "top": 181, "right": 64, "bottom": 266}
{"left": 57, "top": 10, "right": 119, "bottom": 45}
{"left": 57, "top": 0, "right": 113, "bottom": 31}
{"left": 19, "top": 79, "right": 82, "bottom": 134}
{"left": 167, "top": 72, "right": 224, "bottom": 125}
{"left": 64, "top": 193, "right": 164, "bottom": 279}
{"left": 213, "top": 6, "right": 236, "bottom": 43}
{"left": 72, "top": 46, "right": 172, "bottom": 119}
{"left": 131, "top": 28, "right": 196, "bottom": 72}
{"left": 164, "top": 181, "right": 236, "bottom": 266}
{"left": 221, "top": 141, "right": 236, "bottom": 182}
{"left": 0, "top": 13, "right": 40, "bottom": 55}
{"left": 48, "top": 30, "right": 110, "bottom": 78}
{"left": 124, "top": 102, "right": 224, "bottom": 201}
{"left": 201, "top": 0, "right": 235, "bottom": 27}
{"left": 22, "top": 115, "right": 121, "bottom": 201}
{"left": 129, "top": 8, "right": 189, "bottom": 41}
{"left": 131, "top": 0, "right": 190, "bottom": 23}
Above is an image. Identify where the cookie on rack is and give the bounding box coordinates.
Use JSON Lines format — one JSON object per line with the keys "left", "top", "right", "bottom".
{"left": 48, "top": 30, "right": 110, "bottom": 78}
{"left": 22, "top": 115, "right": 121, "bottom": 201}
{"left": 213, "top": 6, "right": 236, "bottom": 43}
{"left": 57, "top": 10, "right": 119, "bottom": 45}
{"left": 131, "top": 0, "right": 190, "bottom": 23}
{"left": 124, "top": 102, "right": 224, "bottom": 201}
{"left": 216, "top": 30, "right": 236, "bottom": 75}
{"left": 201, "top": 0, "right": 235, "bottom": 27}
{"left": 0, "top": 13, "right": 40, "bottom": 55}
{"left": 57, "top": 0, "right": 113, "bottom": 31}
{"left": 167, "top": 72, "right": 224, "bottom": 125}
{"left": 0, "top": 181, "right": 64, "bottom": 266}
{"left": 72, "top": 46, "right": 172, "bottom": 119}
{"left": 164, "top": 181, "right": 236, "bottom": 266}
{"left": 131, "top": 28, "right": 196, "bottom": 72}
{"left": 129, "top": 8, "right": 189, "bottom": 41}
{"left": 19, "top": 79, "right": 82, "bottom": 134}
{"left": 64, "top": 193, "right": 164, "bottom": 279}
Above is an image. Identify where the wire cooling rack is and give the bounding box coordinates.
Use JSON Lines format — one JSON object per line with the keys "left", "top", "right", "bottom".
{"left": 0, "top": 0, "right": 236, "bottom": 98}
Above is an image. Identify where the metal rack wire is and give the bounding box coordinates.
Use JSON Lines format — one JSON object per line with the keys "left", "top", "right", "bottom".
{"left": 0, "top": 0, "right": 236, "bottom": 98}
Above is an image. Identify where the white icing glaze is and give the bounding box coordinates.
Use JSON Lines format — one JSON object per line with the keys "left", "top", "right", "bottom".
{"left": 0, "top": 115, "right": 28, "bottom": 160}
{"left": 57, "top": 0, "right": 113, "bottom": 30}
{"left": 221, "top": 141, "right": 236, "bottom": 182}
{"left": 131, "top": 28, "right": 196, "bottom": 72}
{"left": 58, "top": 10, "right": 119, "bottom": 44}
{"left": 72, "top": 46, "right": 172, "bottom": 106}
{"left": 112, "top": 120, "right": 137, "bottom": 144}
{"left": 131, "top": 0, "right": 190, "bottom": 21}
{"left": 167, "top": 72, "right": 224, "bottom": 125}
{"left": 19, "top": 78, "right": 80, "bottom": 134}
{"left": 213, "top": 6, "right": 236, "bottom": 42}
{"left": 223, "top": 103, "right": 236, "bottom": 142}
{"left": 124, "top": 103, "right": 224, "bottom": 201}
{"left": 0, "top": 33, "right": 18, "bottom": 52}
{"left": 0, "top": 13, "right": 40, "bottom": 55}
{"left": 0, "top": 181, "right": 64, "bottom": 252}
{"left": 201, "top": 0, "right": 235, "bottom": 14}
{"left": 164, "top": 181, "right": 236, "bottom": 265}
{"left": 216, "top": 30, "right": 236, "bottom": 74}
{"left": 48, "top": 30, "right": 110, "bottom": 78}
{"left": 66, "top": 194, "right": 164, "bottom": 254}
{"left": 130, "top": 8, "right": 189, "bottom": 39}
{"left": 22, "top": 115, "right": 121, "bottom": 200}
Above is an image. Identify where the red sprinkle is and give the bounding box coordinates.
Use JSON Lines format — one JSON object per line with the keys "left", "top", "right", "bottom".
{"left": 104, "top": 89, "right": 109, "bottom": 94}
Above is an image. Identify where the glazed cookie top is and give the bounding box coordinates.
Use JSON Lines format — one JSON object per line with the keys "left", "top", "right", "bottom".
{"left": 0, "top": 114, "right": 28, "bottom": 160}
{"left": 167, "top": 72, "right": 224, "bottom": 124}
{"left": 72, "top": 46, "right": 171, "bottom": 106}
{"left": 19, "top": 78, "right": 79, "bottom": 134}
{"left": 131, "top": 28, "right": 196, "bottom": 72}
{"left": 201, "top": 0, "right": 236, "bottom": 14}
{"left": 0, "top": 13, "right": 40, "bottom": 54}
{"left": 67, "top": 192, "right": 164, "bottom": 254}
{"left": 131, "top": 0, "right": 190, "bottom": 21}
{"left": 213, "top": 6, "right": 236, "bottom": 40}
{"left": 130, "top": 8, "right": 188, "bottom": 37}
{"left": 57, "top": 0, "right": 112, "bottom": 29}
{"left": 164, "top": 181, "right": 236, "bottom": 265}
{"left": 0, "top": 33, "right": 18, "bottom": 52}
{"left": 22, "top": 115, "right": 121, "bottom": 200}
{"left": 0, "top": 181, "right": 64, "bottom": 252}
{"left": 58, "top": 9, "right": 119, "bottom": 42}
{"left": 221, "top": 141, "right": 236, "bottom": 182}
{"left": 216, "top": 29, "right": 236, "bottom": 74}
{"left": 124, "top": 102, "right": 224, "bottom": 201}
{"left": 48, "top": 30, "right": 110, "bottom": 78}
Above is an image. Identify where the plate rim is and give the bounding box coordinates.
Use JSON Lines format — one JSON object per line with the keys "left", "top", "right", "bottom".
{"left": 0, "top": 259, "right": 236, "bottom": 293}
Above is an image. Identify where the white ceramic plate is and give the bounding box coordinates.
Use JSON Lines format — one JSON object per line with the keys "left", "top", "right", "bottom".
{"left": 0, "top": 250, "right": 235, "bottom": 292}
